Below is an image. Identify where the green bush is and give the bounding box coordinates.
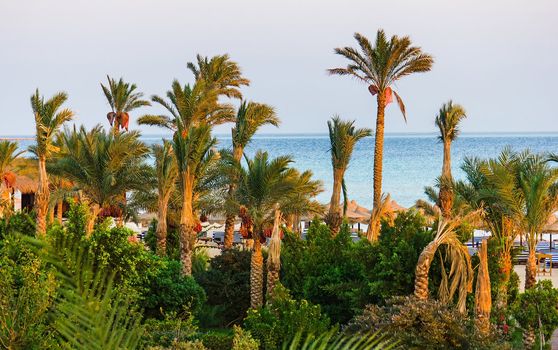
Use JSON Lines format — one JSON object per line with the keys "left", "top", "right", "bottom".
{"left": 0, "top": 211, "right": 36, "bottom": 240}
{"left": 512, "top": 280, "right": 558, "bottom": 342}
{"left": 0, "top": 233, "right": 58, "bottom": 349}
{"left": 244, "top": 285, "right": 330, "bottom": 350}
{"left": 142, "top": 311, "right": 199, "bottom": 348}
{"left": 145, "top": 219, "right": 181, "bottom": 260}
{"left": 198, "top": 329, "right": 234, "bottom": 350}
{"left": 143, "top": 258, "right": 207, "bottom": 318}
{"left": 347, "top": 296, "right": 506, "bottom": 350}
{"left": 195, "top": 248, "right": 251, "bottom": 327}
{"left": 231, "top": 325, "right": 259, "bottom": 350}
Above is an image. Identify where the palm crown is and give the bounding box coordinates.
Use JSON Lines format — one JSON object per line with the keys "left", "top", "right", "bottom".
{"left": 328, "top": 30, "right": 433, "bottom": 120}
{"left": 435, "top": 101, "right": 467, "bottom": 143}
{"left": 30, "top": 89, "right": 74, "bottom": 158}
{"left": 101, "top": 75, "right": 150, "bottom": 113}
{"left": 328, "top": 116, "right": 371, "bottom": 170}
{"left": 232, "top": 101, "right": 279, "bottom": 151}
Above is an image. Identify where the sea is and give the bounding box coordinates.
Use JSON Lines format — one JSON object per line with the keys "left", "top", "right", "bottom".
{"left": 6, "top": 133, "right": 558, "bottom": 209}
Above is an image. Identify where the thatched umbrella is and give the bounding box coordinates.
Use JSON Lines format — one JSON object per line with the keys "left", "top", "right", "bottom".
{"left": 543, "top": 216, "right": 558, "bottom": 250}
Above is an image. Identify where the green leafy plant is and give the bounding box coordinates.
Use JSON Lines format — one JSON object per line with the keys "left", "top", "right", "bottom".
{"left": 232, "top": 325, "right": 259, "bottom": 350}
{"left": 283, "top": 328, "right": 398, "bottom": 350}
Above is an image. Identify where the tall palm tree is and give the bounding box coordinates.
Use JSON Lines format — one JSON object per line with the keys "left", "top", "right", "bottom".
{"left": 173, "top": 124, "right": 218, "bottom": 275}
{"left": 101, "top": 75, "right": 150, "bottom": 134}
{"left": 328, "top": 30, "right": 433, "bottom": 240}
{"left": 475, "top": 241, "right": 491, "bottom": 336}
{"left": 30, "top": 89, "right": 74, "bottom": 236}
{"left": 326, "top": 116, "right": 371, "bottom": 234}
{"left": 223, "top": 101, "right": 280, "bottom": 248}
{"left": 49, "top": 126, "right": 150, "bottom": 234}
{"left": 266, "top": 204, "right": 282, "bottom": 297}
{"left": 152, "top": 141, "right": 178, "bottom": 256}
{"left": 234, "top": 151, "right": 295, "bottom": 308}
{"left": 435, "top": 101, "right": 467, "bottom": 218}
{"left": 0, "top": 141, "right": 25, "bottom": 215}
{"left": 514, "top": 152, "right": 558, "bottom": 290}
{"left": 414, "top": 218, "right": 473, "bottom": 314}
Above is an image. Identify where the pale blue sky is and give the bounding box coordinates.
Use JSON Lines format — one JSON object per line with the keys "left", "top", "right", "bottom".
{"left": 1, "top": 0, "right": 557, "bottom": 135}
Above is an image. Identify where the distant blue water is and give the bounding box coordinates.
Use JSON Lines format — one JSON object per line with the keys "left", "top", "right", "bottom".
{"left": 8, "top": 133, "right": 558, "bottom": 208}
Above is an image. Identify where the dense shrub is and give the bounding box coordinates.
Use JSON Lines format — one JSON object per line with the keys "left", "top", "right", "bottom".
{"left": 0, "top": 233, "right": 58, "bottom": 349}
{"left": 198, "top": 329, "right": 234, "bottom": 350}
{"left": 0, "top": 211, "right": 36, "bottom": 240}
{"left": 281, "top": 211, "right": 432, "bottom": 323}
{"left": 347, "top": 296, "right": 506, "bottom": 350}
{"left": 231, "top": 325, "right": 259, "bottom": 350}
{"left": 142, "top": 311, "right": 199, "bottom": 348}
{"left": 244, "top": 285, "right": 330, "bottom": 350}
{"left": 145, "top": 219, "right": 180, "bottom": 260}
{"left": 143, "top": 259, "right": 207, "bottom": 318}
{"left": 195, "top": 248, "right": 251, "bottom": 327}
{"left": 512, "top": 280, "right": 558, "bottom": 343}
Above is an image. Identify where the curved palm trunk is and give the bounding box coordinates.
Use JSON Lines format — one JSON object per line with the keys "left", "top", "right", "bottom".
{"left": 250, "top": 234, "right": 264, "bottom": 308}
{"left": 439, "top": 141, "right": 453, "bottom": 218}
{"left": 35, "top": 156, "right": 49, "bottom": 237}
{"left": 327, "top": 168, "right": 344, "bottom": 235}
{"left": 475, "top": 241, "right": 491, "bottom": 335}
{"left": 224, "top": 146, "right": 244, "bottom": 249}
{"left": 366, "top": 94, "right": 386, "bottom": 241}
{"left": 156, "top": 197, "right": 169, "bottom": 256}
{"left": 414, "top": 240, "right": 438, "bottom": 300}
{"left": 525, "top": 240, "right": 537, "bottom": 290}
{"left": 179, "top": 171, "right": 196, "bottom": 276}
{"left": 266, "top": 207, "right": 281, "bottom": 298}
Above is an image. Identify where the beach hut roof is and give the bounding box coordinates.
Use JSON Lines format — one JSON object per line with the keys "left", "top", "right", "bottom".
{"left": 13, "top": 175, "right": 38, "bottom": 194}
{"left": 544, "top": 220, "right": 558, "bottom": 233}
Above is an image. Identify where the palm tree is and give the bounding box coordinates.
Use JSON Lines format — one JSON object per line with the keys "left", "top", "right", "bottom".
{"left": 49, "top": 126, "right": 150, "bottom": 234}
{"left": 328, "top": 30, "right": 433, "bottom": 240}
{"left": 266, "top": 204, "right": 282, "bottom": 297}
{"left": 326, "top": 116, "right": 371, "bottom": 234}
{"left": 223, "top": 101, "right": 280, "bottom": 248}
{"left": 434, "top": 101, "right": 467, "bottom": 218}
{"left": 152, "top": 141, "right": 178, "bottom": 256}
{"left": 101, "top": 75, "right": 150, "bottom": 134}
{"left": 30, "top": 89, "right": 74, "bottom": 236}
{"left": 457, "top": 151, "right": 522, "bottom": 310}
{"left": 0, "top": 141, "right": 25, "bottom": 215}
{"left": 173, "top": 124, "right": 218, "bottom": 275}
{"left": 280, "top": 169, "right": 324, "bottom": 235}
{"left": 414, "top": 218, "right": 473, "bottom": 314}
{"left": 234, "top": 151, "right": 295, "bottom": 308}
{"left": 514, "top": 152, "right": 558, "bottom": 290}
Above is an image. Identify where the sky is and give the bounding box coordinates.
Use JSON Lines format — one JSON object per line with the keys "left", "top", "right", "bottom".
{"left": 1, "top": 0, "right": 557, "bottom": 135}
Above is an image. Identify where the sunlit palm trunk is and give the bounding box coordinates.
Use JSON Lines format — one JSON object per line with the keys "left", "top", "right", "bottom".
{"left": 179, "top": 171, "right": 196, "bottom": 276}
{"left": 327, "top": 169, "right": 344, "bottom": 235}
{"left": 156, "top": 198, "right": 169, "bottom": 256}
{"left": 525, "top": 238, "right": 537, "bottom": 290}
{"left": 250, "top": 235, "right": 264, "bottom": 308}
{"left": 86, "top": 203, "right": 100, "bottom": 236}
{"left": 414, "top": 241, "right": 438, "bottom": 300}
{"left": 366, "top": 94, "right": 386, "bottom": 241}
{"left": 224, "top": 146, "right": 243, "bottom": 249}
{"left": 35, "top": 156, "right": 49, "bottom": 237}
{"left": 56, "top": 200, "right": 63, "bottom": 223}
{"left": 475, "top": 241, "right": 491, "bottom": 335}
{"left": 439, "top": 141, "right": 453, "bottom": 218}
{"left": 266, "top": 207, "right": 281, "bottom": 297}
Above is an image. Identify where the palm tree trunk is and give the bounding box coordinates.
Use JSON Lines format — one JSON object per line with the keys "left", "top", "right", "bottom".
{"left": 156, "top": 198, "right": 168, "bottom": 256}
{"left": 86, "top": 203, "right": 100, "bottom": 236}
{"left": 366, "top": 93, "right": 386, "bottom": 240}
{"left": 525, "top": 243, "right": 537, "bottom": 290}
{"left": 179, "top": 171, "right": 196, "bottom": 276}
{"left": 224, "top": 146, "right": 244, "bottom": 249}
{"left": 285, "top": 214, "right": 294, "bottom": 231}
{"left": 475, "top": 241, "right": 491, "bottom": 335}
{"left": 439, "top": 141, "right": 453, "bottom": 218}
{"left": 56, "top": 200, "right": 63, "bottom": 223}
{"left": 35, "top": 156, "right": 49, "bottom": 237}
{"left": 266, "top": 207, "right": 281, "bottom": 298}
{"left": 48, "top": 205, "right": 55, "bottom": 225}
{"left": 414, "top": 241, "right": 438, "bottom": 300}
{"left": 250, "top": 235, "right": 264, "bottom": 308}
{"left": 327, "top": 168, "right": 344, "bottom": 235}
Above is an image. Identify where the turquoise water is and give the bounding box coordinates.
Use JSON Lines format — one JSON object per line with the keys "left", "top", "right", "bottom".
{"left": 8, "top": 133, "right": 558, "bottom": 208}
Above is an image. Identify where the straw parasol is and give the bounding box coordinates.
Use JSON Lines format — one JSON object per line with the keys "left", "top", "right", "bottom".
{"left": 543, "top": 215, "right": 558, "bottom": 250}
